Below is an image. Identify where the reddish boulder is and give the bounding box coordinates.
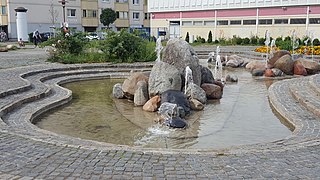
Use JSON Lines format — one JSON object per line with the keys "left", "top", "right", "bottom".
{"left": 264, "top": 69, "right": 274, "bottom": 77}
{"left": 143, "top": 95, "right": 161, "bottom": 112}
{"left": 268, "top": 50, "right": 291, "bottom": 67}
{"left": 201, "top": 83, "right": 222, "bottom": 99}
{"left": 295, "top": 58, "right": 320, "bottom": 75}
{"left": 274, "top": 54, "right": 294, "bottom": 75}
{"left": 122, "top": 72, "right": 149, "bottom": 99}
{"left": 293, "top": 61, "right": 307, "bottom": 76}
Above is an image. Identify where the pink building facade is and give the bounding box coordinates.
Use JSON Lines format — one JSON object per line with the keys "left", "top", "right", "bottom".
{"left": 148, "top": 0, "right": 320, "bottom": 41}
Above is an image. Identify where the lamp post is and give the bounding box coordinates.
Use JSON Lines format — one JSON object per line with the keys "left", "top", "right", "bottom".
{"left": 58, "top": 0, "right": 68, "bottom": 24}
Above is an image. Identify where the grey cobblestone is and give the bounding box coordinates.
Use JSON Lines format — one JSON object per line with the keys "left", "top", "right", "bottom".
{"left": 0, "top": 47, "right": 320, "bottom": 178}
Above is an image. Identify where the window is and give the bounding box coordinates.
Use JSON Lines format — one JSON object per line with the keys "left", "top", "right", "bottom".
{"left": 230, "top": 20, "right": 241, "bottom": 25}
{"left": 274, "top": 19, "right": 288, "bottom": 24}
{"left": 193, "top": 21, "right": 203, "bottom": 26}
{"left": 1, "top": 6, "right": 6, "bottom": 15}
{"left": 217, "top": 20, "right": 228, "bottom": 25}
{"left": 144, "top": 13, "right": 150, "bottom": 20}
{"left": 67, "top": 9, "right": 76, "bottom": 17}
{"left": 182, "top": 21, "right": 192, "bottom": 26}
{"left": 133, "top": 12, "right": 139, "bottom": 20}
{"left": 204, "top": 21, "right": 215, "bottom": 26}
{"left": 83, "top": 10, "right": 97, "bottom": 18}
{"left": 309, "top": 18, "right": 320, "bottom": 24}
{"left": 116, "top": 0, "right": 128, "bottom": 2}
{"left": 133, "top": 0, "right": 139, "bottom": 4}
{"left": 117, "top": 11, "right": 128, "bottom": 19}
{"left": 290, "top": 18, "right": 306, "bottom": 24}
{"left": 102, "top": 0, "right": 109, "bottom": 2}
{"left": 258, "top": 19, "right": 272, "bottom": 25}
{"left": 243, "top": 20, "right": 256, "bottom": 25}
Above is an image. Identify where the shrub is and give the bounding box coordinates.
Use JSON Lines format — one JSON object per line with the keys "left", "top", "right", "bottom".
{"left": 185, "top": 32, "right": 190, "bottom": 43}
{"left": 258, "top": 37, "right": 265, "bottom": 45}
{"left": 101, "top": 29, "right": 156, "bottom": 62}
{"left": 243, "top": 37, "right": 250, "bottom": 45}
{"left": 207, "top": 31, "right": 213, "bottom": 43}
{"left": 313, "top": 38, "right": 320, "bottom": 46}
{"left": 250, "top": 36, "right": 258, "bottom": 45}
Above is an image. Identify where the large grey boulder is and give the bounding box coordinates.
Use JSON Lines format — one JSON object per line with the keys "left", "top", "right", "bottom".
{"left": 134, "top": 81, "right": 149, "bottom": 106}
{"left": 268, "top": 50, "right": 291, "bottom": 67}
{"left": 161, "top": 39, "right": 202, "bottom": 86}
{"left": 148, "top": 61, "right": 182, "bottom": 97}
{"left": 295, "top": 58, "right": 320, "bottom": 74}
{"left": 201, "top": 66, "right": 215, "bottom": 84}
{"left": 161, "top": 90, "right": 191, "bottom": 116}
{"left": 185, "top": 83, "right": 207, "bottom": 104}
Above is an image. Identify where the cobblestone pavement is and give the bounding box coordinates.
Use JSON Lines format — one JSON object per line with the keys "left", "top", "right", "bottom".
{"left": 0, "top": 46, "right": 320, "bottom": 179}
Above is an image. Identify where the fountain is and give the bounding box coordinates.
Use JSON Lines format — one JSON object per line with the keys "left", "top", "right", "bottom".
{"left": 310, "top": 31, "right": 316, "bottom": 62}
{"left": 155, "top": 37, "right": 163, "bottom": 62}
{"left": 304, "top": 37, "right": 309, "bottom": 59}
{"left": 291, "top": 30, "right": 299, "bottom": 59}
{"left": 184, "top": 66, "right": 193, "bottom": 94}
{"left": 270, "top": 39, "right": 276, "bottom": 58}
{"left": 264, "top": 30, "right": 271, "bottom": 68}
{"left": 214, "top": 46, "right": 223, "bottom": 81}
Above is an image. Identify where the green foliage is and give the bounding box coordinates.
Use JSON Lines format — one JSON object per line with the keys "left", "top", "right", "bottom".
{"left": 207, "top": 31, "right": 213, "bottom": 43}
{"left": 258, "top": 37, "right": 265, "bottom": 45}
{"left": 100, "top": 29, "right": 156, "bottom": 62}
{"left": 194, "top": 36, "right": 205, "bottom": 43}
{"left": 276, "top": 40, "right": 292, "bottom": 51}
{"left": 185, "top": 32, "right": 189, "bottom": 43}
{"left": 313, "top": 38, "right": 320, "bottom": 46}
{"left": 284, "top": 36, "right": 291, "bottom": 41}
{"left": 100, "top": 8, "right": 117, "bottom": 28}
{"left": 243, "top": 37, "right": 250, "bottom": 45}
{"left": 250, "top": 36, "right": 258, "bottom": 45}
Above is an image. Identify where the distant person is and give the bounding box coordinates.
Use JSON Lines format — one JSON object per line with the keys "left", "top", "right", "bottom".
{"left": 18, "top": 38, "right": 25, "bottom": 47}
{"left": 32, "top": 29, "right": 41, "bottom": 47}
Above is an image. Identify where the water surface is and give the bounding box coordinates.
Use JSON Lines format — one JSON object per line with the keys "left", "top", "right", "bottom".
{"left": 36, "top": 69, "right": 291, "bottom": 149}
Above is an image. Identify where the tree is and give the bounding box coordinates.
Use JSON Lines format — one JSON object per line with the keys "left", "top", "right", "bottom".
{"left": 49, "top": 0, "right": 59, "bottom": 27}
{"left": 100, "top": 8, "right": 117, "bottom": 29}
{"left": 185, "top": 32, "right": 189, "bottom": 43}
{"left": 207, "top": 31, "right": 212, "bottom": 43}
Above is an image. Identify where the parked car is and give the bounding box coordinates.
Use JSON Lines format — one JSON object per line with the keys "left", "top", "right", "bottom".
{"left": 86, "top": 32, "right": 99, "bottom": 40}
{"left": 40, "top": 32, "right": 54, "bottom": 41}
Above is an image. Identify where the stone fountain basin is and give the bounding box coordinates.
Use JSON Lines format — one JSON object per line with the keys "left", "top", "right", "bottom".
{"left": 36, "top": 67, "right": 291, "bottom": 149}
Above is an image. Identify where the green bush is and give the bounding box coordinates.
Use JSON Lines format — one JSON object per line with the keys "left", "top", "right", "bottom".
{"left": 313, "top": 38, "right": 320, "bottom": 46}
{"left": 276, "top": 40, "right": 292, "bottom": 51}
{"left": 207, "top": 31, "right": 213, "bottom": 43}
{"left": 243, "top": 37, "right": 250, "bottom": 45}
{"left": 101, "top": 29, "right": 155, "bottom": 62}
{"left": 250, "top": 36, "right": 258, "bottom": 45}
{"left": 185, "top": 32, "right": 190, "bottom": 43}
{"left": 258, "top": 37, "right": 265, "bottom": 45}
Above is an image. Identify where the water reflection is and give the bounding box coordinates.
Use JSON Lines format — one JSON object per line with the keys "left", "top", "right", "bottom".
{"left": 35, "top": 69, "right": 291, "bottom": 149}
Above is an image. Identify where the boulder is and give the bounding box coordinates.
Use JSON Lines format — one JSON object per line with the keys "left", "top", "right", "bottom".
{"left": 158, "top": 102, "right": 178, "bottom": 118}
{"left": 245, "top": 60, "right": 266, "bottom": 72}
{"left": 252, "top": 69, "right": 265, "bottom": 76}
{"left": 0, "top": 47, "right": 8, "bottom": 52}
{"left": 264, "top": 69, "right": 274, "bottom": 77}
{"left": 226, "top": 59, "right": 241, "bottom": 68}
{"left": 268, "top": 50, "right": 291, "bottom": 67}
{"left": 6, "top": 44, "right": 15, "bottom": 50}
{"left": 122, "top": 72, "right": 149, "bottom": 99}
{"left": 213, "top": 80, "right": 225, "bottom": 91}
{"left": 134, "top": 81, "right": 149, "bottom": 106}
{"left": 112, "top": 83, "right": 124, "bottom": 99}
{"left": 225, "top": 74, "right": 238, "bottom": 82}
{"left": 162, "top": 39, "right": 202, "bottom": 86}
{"left": 161, "top": 90, "right": 191, "bottom": 116}
{"left": 185, "top": 83, "right": 207, "bottom": 104}
{"left": 201, "top": 83, "right": 222, "bottom": 99}
{"left": 164, "top": 117, "right": 187, "bottom": 128}
{"left": 189, "top": 98, "right": 204, "bottom": 111}
{"left": 201, "top": 66, "right": 215, "bottom": 84}
{"left": 274, "top": 54, "right": 294, "bottom": 75}
{"left": 293, "top": 61, "right": 307, "bottom": 76}
{"left": 295, "top": 58, "right": 320, "bottom": 75}
{"left": 143, "top": 95, "right": 161, "bottom": 112}
{"left": 271, "top": 68, "right": 284, "bottom": 77}
{"left": 148, "top": 61, "right": 182, "bottom": 97}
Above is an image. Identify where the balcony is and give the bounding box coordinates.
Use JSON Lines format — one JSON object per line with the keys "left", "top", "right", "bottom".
{"left": 115, "top": 19, "right": 129, "bottom": 27}
{"left": 115, "top": 3, "right": 129, "bottom": 11}
{"left": 82, "top": 18, "right": 99, "bottom": 27}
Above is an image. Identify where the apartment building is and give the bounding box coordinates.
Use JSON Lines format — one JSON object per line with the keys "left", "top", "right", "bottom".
{"left": 148, "top": 0, "right": 320, "bottom": 41}
{"left": 0, "top": 0, "right": 150, "bottom": 40}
